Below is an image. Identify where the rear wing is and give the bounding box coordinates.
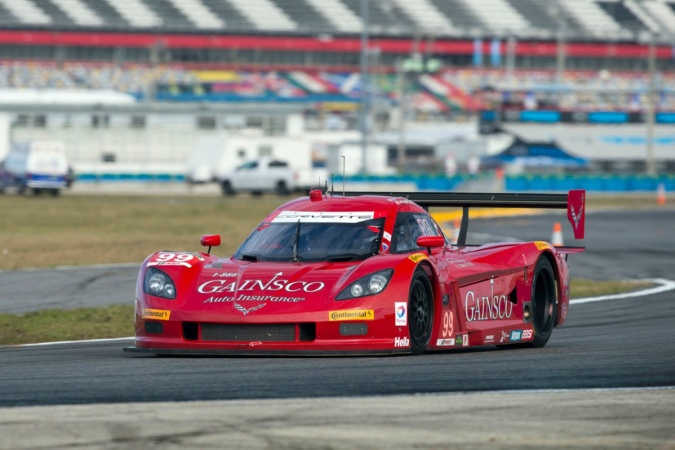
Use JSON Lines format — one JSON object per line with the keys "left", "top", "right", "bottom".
{"left": 341, "top": 190, "right": 585, "bottom": 247}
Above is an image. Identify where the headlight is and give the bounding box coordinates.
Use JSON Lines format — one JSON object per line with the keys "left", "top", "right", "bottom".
{"left": 336, "top": 269, "right": 393, "bottom": 300}
{"left": 144, "top": 267, "right": 176, "bottom": 299}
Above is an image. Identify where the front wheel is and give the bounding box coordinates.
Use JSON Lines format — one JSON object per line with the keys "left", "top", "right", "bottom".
{"left": 408, "top": 268, "right": 433, "bottom": 355}
{"left": 528, "top": 256, "right": 557, "bottom": 348}
{"left": 276, "top": 181, "right": 290, "bottom": 196}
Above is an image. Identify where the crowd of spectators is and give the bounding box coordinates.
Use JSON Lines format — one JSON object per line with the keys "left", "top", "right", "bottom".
{"left": 1, "top": 61, "right": 673, "bottom": 111}
{"left": 0, "top": 62, "right": 197, "bottom": 95}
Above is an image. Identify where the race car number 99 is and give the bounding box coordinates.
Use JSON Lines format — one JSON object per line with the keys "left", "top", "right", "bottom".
{"left": 148, "top": 252, "right": 195, "bottom": 267}
{"left": 156, "top": 252, "right": 193, "bottom": 262}
{"left": 441, "top": 311, "right": 454, "bottom": 338}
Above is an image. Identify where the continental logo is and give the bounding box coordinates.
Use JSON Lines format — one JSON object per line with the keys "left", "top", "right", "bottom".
{"left": 142, "top": 309, "right": 171, "bottom": 321}
{"left": 329, "top": 310, "right": 375, "bottom": 321}
{"left": 534, "top": 241, "right": 551, "bottom": 250}
{"left": 408, "top": 253, "right": 427, "bottom": 263}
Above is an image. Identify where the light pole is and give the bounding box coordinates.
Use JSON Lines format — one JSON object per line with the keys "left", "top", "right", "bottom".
{"left": 359, "top": 0, "right": 370, "bottom": 174}
{"left": 646, "top": 35, "right": 656, "bottom": 176}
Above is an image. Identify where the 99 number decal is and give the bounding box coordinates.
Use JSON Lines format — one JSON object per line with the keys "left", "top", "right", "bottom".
{"left": 441, "top": 311, "right": 454, "bottom": 338}
{"left": 148, "top": 252, "right": 195, "bottom": 267}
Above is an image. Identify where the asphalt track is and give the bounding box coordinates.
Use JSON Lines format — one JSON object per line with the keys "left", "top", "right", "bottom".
{"left": 1, "top": 208, "right": 674, "bottom": 448}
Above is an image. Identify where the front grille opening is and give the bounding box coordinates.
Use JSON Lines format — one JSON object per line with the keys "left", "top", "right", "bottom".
{"left": 201, "top": 323, "right": 295, "bottom": 342}
{"left": 299, "top": 323, "right": 316, "bottom": 341}
{"left": 183, "top": 322, "right": 199, "bottom": 341}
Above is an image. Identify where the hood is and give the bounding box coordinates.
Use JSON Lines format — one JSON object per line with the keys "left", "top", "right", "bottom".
{"left": 184, "top": 259, "right": 362, "bottom": 317}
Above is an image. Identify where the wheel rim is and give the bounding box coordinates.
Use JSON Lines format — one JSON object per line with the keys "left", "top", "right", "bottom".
{"left": 410, "top": 278, "right": 431, "bottom": 344}
{"left": 533, "top": 268, "right": 554, "bottom": 334}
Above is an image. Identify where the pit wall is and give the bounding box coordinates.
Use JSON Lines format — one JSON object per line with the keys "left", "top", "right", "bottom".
{"left": 505, "top": 174, "right": 675, "bottom": 192}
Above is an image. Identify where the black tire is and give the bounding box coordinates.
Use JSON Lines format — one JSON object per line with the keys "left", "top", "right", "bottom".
{"left": 408, "top": 268, "right": 434, "bottom": 355}
{"left": 221, "top": 180, "right": 236, "bottom": 196}
{"left": 276, "top": 181, "right": 289, "bottom": 196}
{"left": 50, "top": 189, "right": 60, "bottom": 197}
{"left": 528, "top": 256, "right": 557, "bottom": 348}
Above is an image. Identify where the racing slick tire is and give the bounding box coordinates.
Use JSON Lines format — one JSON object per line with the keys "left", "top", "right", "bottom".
{"left": 221, "top": 180, "right": 236, "bottom": 196}
{"left": 528, "top": 256, "right": 557, "bottom": 348}
{"left": 408, "top": 267, "right": 434, "bottom": 355}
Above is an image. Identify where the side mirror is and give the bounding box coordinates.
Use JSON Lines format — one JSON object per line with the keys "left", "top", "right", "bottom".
{"left": 200, "top": 234, "right": 221, "bottom": 254}
{"left": 416, "top": 235, "right": 446, "bottom": 255}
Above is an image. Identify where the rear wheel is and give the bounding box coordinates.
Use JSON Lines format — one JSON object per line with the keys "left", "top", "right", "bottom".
{"left": 276, "top": 181, "right": 289, "bottom": 196}
{"left": 408, "top": 268, "right": 433, "bottom": 355}
{"left": 528, "top": 257, "right": 557, "bottom": 348}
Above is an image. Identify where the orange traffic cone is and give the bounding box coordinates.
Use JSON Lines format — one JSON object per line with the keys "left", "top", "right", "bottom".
{"left": 451, "top": 219, "right": 461, "bottom": 245}
{"left": 657, "top": 183, "right": 666, "bottom": 206}
{"left": 551, "top": 222, "right": 563, "bottom": 246}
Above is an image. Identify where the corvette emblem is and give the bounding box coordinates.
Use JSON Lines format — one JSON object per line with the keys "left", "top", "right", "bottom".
{"left": 234, "top": 302, "right": 266, "bottom": 315}
{"left": 570, "top": 203, "right": 584, "bottom": 230}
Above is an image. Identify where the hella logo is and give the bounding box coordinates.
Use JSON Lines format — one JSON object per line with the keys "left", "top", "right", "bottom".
{"left": 394, "top": 337, "right": 410, "bottom": 348}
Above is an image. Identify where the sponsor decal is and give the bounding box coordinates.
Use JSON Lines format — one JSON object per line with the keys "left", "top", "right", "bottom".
{"left": 455, "top": 335, "right": 463, "bottom": 345}
{"left": 394, "top": 336, "right": 410, "bottom": 348}
{"left": 329, "top": 310, "right": 375, "bottom": 321}
{"left": 198, "top": 272, "right": 325, "bottom": 294}
{"left": 273, "top": 211, "right": 375, "bottom": 223}
{"left": 213, "top": 272, "right": 237, "bottom": 278}
{"left": 383, "top": 231, "right": 392, "bottom": 242}
{"left": 500, "top": 331, "right": 509, "bottom": 343}
{"left": 234, "top": 302, "right": 266, "bottom": 315}
{"left": 562, "top": 303, "right": 568, "bottom": 319}
{"left": 484, "top": 334, "right": 495, "bottom": 344}
{"left": 408, "top": 253, "right": 426, "bottom": 263}
{"left": 436, "top": 339, "right": 455, "bottom": 347}
{"left": 148, "top": 252, "right": 196, "bottom": 268}
{"left": 445, "top": 258, "right": 474, "bottom": 268}
{"left": 395, "top": 302, "right": 407, "bottom": 326}
{"left": 204, "top": 295, "right": 304, "bottom": 303}
{"left": 249, "top": 341, "right": 263, "bottom": 347}
{"left": 522, "top": 329, "right": 533, "bottom": 340}
{"left": 382, "top": 243, "right": 390, "bottom": 252}
{"left": 463, "top": 334, "right": 469, "bottom": 347}
{"left": 142, "top": 309, "right": 171, "bottom": 321}
{"left": 464, "top": 290, "right": 514, "bottom": 322}
{"left": 510, "top": 330, "right": 522, "bottom": 342}
{"left": 534, "top": 241, "right": 550, "bottom": 250}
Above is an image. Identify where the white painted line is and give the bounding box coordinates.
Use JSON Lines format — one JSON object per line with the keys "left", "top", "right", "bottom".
{"left": 0, "top": 263, "right": 139, "bottom": 273}
{"left": 11, "top": 337, "right": 133, "bottom": 348}
{"left": 571, "top": 278, "right": 675, "bottom": 304}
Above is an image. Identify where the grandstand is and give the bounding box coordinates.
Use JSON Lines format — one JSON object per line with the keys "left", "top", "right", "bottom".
{"left": 0, "top": 0, "right": 673, "bottom": 179}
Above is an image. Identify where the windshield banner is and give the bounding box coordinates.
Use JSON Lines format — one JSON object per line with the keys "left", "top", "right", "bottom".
{"left": 272, "top": 211, "right": 375, "bottom": 223}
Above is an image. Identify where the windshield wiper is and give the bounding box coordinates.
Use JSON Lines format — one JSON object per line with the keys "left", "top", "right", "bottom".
{"left": 291, "top": 219, "right": 301, "bottom": 263}
{"left": 241, "top": 253, "right": 259, "bottom": 262}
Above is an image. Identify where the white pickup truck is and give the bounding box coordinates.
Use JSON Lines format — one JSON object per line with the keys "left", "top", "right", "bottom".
{"left": 219, "top": 158, "right": 297, "bottom": 196}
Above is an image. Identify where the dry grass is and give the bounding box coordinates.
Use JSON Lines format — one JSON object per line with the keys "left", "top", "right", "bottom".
{"left": 0, "top": 195, "right": 287, "bottom": 270}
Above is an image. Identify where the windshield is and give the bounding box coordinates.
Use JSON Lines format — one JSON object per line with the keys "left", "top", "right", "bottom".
{"left": 234, "top": 217, "right": 385, "bottom": 262}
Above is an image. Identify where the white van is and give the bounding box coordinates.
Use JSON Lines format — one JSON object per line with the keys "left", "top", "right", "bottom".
{"left": 0, "top": 141, "right": 69, "bottom": 195}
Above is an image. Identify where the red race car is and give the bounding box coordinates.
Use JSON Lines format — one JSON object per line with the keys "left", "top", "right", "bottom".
{"left": 124, "top": 189, "right": 585, "bottom": 356}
